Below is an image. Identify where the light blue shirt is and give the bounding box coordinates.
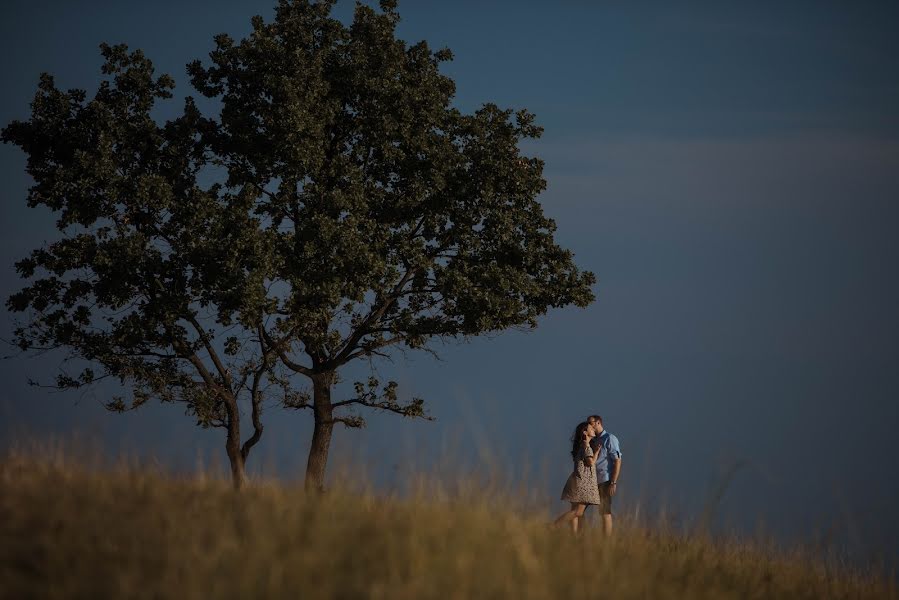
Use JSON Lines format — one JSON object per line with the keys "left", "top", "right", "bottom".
{"left": 590, "top": 430, "right": 622, "bottom": 484}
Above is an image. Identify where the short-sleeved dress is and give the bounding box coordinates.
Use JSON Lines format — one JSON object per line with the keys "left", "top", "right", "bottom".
{"left": 560, "top": 443, "right": 601, "bottom": 505}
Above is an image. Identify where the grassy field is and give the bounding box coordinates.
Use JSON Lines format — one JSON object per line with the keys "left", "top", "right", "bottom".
{"left": 0, "top": 447, "right": 893, "bottom": 600}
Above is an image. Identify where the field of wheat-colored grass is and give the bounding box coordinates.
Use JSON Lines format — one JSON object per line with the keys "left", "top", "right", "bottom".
{"left": 0, "top": 443, "right": 893, "bottom": 600}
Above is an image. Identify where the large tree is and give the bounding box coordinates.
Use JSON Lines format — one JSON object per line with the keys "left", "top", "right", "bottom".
{"left": 1, "top": 43, "right": 285, "bottom": 489}
{"left": 4, "top": 0, "right": 595, "bottom": 491}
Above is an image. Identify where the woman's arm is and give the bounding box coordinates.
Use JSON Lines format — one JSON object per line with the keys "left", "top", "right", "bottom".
{"left": 582, "top": 440, "right": 596, "bottom": 467}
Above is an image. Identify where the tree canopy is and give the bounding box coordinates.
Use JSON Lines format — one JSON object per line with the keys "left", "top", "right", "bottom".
{"left": 3, "top": 0, "right": 596, "bottom": 489}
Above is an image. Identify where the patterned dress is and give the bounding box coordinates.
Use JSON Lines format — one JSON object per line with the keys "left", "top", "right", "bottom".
{"left": 560, "top": 443, "right": 601, "bottom": 505}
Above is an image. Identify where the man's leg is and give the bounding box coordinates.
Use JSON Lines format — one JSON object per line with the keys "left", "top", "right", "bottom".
{"left": 597, "top": 482, "right": 613, "bottom": 536}
{"left": 602, "top": 513, "right": 613, "bottom": 536}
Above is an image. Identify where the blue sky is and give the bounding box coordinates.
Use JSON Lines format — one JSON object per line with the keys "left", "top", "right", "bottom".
{"left": 2, "top": 0, "right": 897, "bottom": 567}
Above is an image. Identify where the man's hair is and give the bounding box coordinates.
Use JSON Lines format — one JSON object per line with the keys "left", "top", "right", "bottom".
{"left": 589, "top": 415, "right": 603, "bottom": 426}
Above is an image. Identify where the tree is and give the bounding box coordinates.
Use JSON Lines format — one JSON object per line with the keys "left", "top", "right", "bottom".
{"left": 4, "top": 0, "right": 596, "bottom": 491}
{"left": 1, "top": 44, "right": 279, "bottom": 489}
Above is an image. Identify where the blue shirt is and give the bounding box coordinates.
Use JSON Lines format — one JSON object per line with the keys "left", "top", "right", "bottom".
{"left": 590, "top": 430, "right": 622, "bottom": 484}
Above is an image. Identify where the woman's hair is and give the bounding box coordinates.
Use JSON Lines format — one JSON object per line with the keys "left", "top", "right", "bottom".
{"left": 571, "top": 421, "right": 590, "bottom": 458}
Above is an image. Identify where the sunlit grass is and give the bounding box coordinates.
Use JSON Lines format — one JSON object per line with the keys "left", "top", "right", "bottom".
{"left": 0, "top": 442, "right": 893, "bottom": 600}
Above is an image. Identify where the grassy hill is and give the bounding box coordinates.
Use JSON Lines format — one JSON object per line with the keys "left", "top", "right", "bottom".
{"left": 0, "top": 449, "right": 893, "bottom": 599}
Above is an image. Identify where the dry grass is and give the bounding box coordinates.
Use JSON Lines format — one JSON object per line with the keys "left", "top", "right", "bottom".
{"left": 0, "top": 445, "right": 893, "bottom": 600}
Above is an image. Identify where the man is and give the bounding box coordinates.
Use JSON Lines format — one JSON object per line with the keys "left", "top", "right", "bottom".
{"left": 587, "top": 414, "right": 622, "bottom": 535}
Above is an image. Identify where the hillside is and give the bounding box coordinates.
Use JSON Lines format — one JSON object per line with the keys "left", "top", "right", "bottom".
{"left": 0, "top": 451, "right": 892, "bottom": 599}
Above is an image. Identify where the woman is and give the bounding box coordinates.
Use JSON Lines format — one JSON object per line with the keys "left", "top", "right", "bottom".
{"left": 554, "top": 421, "right": 601, "bottom": 533}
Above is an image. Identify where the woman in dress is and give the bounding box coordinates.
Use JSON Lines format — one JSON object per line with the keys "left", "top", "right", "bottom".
{"left": 554, "top": 421, "right": 601, "bottom": 533}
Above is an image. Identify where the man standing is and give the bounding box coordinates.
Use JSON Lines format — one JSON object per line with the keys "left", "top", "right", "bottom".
{"left": 587, "top": 414, "right": 622, "bottom": 535}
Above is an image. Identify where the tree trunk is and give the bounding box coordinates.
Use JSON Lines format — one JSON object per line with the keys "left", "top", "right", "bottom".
{"left": 305, "top": 371, "right": 334, "bottom": 492}
{"left": 224, "top": 401, "right": 247, "bottom": 490}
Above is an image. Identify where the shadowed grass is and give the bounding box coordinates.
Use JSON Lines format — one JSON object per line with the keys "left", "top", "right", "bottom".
{"left": 0, "top": 446, "right": 893, "bottom": 599}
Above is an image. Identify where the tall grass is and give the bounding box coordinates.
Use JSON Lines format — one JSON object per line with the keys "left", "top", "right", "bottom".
{"left": 0, "top": 443, "right": 893, "bottom": 599}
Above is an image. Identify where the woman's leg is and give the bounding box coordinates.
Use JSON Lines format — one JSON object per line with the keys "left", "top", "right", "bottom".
{"left": 571, "top": 503, "right": 587, "bottom": 534}
{"left": 553, "top": 502, "right": 579, "bottom": 527}
{"left": 553, "top": 502, "right": 577, "bottom": 525}
{"left": 554, "top": 503, "right": 587, "bottom": 532}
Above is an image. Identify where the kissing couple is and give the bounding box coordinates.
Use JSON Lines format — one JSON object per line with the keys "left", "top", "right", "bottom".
{"left": 554, "top": 415, "right": 622, "bottom": 535}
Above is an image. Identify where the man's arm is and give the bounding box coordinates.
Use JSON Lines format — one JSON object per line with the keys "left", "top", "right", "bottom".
{"left": 607, "top": 434, "right": 622, "bottom": 495}
{"left": 609, "top": 457, "right": 622, "bottom": 495}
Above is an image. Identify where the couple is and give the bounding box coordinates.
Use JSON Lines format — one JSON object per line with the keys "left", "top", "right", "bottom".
{"left": 554, "top": 415, "right": 622, "bottom": 534}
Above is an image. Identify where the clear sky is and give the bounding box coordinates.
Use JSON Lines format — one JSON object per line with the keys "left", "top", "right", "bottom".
{"left": 2, "top": 0, "right": 897, "bottom": 568}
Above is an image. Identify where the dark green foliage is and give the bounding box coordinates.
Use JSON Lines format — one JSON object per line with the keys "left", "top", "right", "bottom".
{"left": 3, "top": 0, "right": 595, "bottom": 486}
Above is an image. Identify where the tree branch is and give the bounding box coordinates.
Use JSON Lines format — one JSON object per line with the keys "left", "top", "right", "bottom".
{"left": 240, "top": 364, "right": 266, "bottom": 461}
{"left": 184, "top": 312, "right": 232, "bottom": 388}
{"left": 260, "top": 324, "right": 314, "bottom": 376}
{"left": 331, "top": 266, "right": 418, "bottom": 366}
{"left": 241, "top": 323, "right": 274, "bottom": 460}
{"left": 332, "top": 396, "right": 432, "bottom": 420}
{"left": 331, "top": 415, "right": 365, "bottom": 428}
{"left": 344, "top": 334, "right": 407, "bottom": 362}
